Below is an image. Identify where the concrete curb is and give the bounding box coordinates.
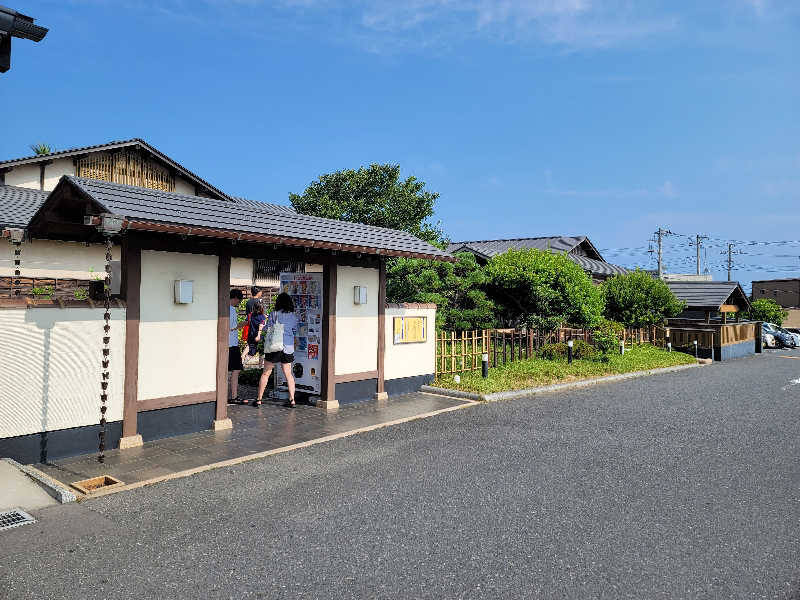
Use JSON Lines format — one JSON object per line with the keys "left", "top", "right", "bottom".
{"left": 1, "top": 458, "right": 77, "bottom": 504}
{"left": 78, "top": 399, "right": 477, "bottom": 499}
{"left": 422, "top": 362, "right": 701, "bottom": 403}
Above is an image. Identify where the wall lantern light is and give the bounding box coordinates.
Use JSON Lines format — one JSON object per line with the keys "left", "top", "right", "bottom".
{"left": 174, "top": 279, "right": 194, "bottom": 304}
{"left": 354, "top": 285, "right": 368, "bottom": 305}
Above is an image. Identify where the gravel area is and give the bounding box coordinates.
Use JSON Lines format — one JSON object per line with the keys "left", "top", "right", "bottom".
{"left": 2, "top": 353, "right": 799, "bottom": 599}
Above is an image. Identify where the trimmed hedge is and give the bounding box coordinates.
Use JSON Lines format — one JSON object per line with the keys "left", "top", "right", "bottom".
{"left": 538, "top": 340, "right": 597, "bottom": 360}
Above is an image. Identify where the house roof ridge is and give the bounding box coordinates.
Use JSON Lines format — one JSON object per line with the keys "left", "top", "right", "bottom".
{"left": 450, "top": 235, "right": 582, "bottom": 245}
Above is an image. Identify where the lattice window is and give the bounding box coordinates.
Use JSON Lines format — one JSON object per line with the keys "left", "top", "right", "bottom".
{"left": 76, "top": 151, "right": 175, "bottom": 192}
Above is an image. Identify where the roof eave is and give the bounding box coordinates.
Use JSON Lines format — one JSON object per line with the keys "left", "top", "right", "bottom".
{"left": 123, "top": 219, "right": 456, "bottom": 262}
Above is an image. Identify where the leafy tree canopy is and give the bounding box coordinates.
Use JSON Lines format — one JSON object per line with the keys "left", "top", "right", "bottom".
{"left": 387, "top": 252, "right": 496, "bottom": 331}
{"left": 290, "top": 163, "right": 443, "bottom": 244}
{"left": 483, "top": 248, "right": 604, "bottom": 330}
{"left": 602, "top": 270, "right": 686, "bottom": 328}
{"left": 744, "top": 298, "right": 788, "bottom": 326}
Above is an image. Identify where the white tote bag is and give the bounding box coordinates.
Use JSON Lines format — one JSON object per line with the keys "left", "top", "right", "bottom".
{"left": 264, "top": 317, "right": 285, "bottom": 353}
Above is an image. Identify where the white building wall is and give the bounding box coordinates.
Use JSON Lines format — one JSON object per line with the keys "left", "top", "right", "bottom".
{"left": 173, "top": 176, "right": 195, "bottom": 196}
{"left": 43, "top": 158, "right": 76, "bottom": 190}
{"left": 231, "top": 257, "right": 253, "bottom": 286}
{"left": 137, "top": 250, "right": 218, "bottom": 401}
{"left": 4, "top": 164, "right": 40, "bottom": 189}
{"left": 0, "top": 239, "right": 120, "bottom": 280}
{"left": 0, "top": 307, "right": 126, "bottom": 438}
{"left": 384, "top": 305, "right": 436, "bottom": 381}
{"left": 335, "top": 265, "right": 379, "bottom": 375}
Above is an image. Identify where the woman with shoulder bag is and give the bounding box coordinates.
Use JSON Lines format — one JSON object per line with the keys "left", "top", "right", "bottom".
{"left": 254, "top": 293, "right": 298, "bottom": 407}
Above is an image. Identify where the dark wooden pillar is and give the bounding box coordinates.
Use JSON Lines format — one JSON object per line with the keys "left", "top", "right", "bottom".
{"left": 213, "top": 251, "right": 232, "bottom": 429}
{"left": 321, "top": 263, "right": 338, "bottom": 409}
{"left": 120, "top": 236, "right": 142, "bottom": 448}
{"left": 375, "top": 259, "right": 387, "bottom": 400}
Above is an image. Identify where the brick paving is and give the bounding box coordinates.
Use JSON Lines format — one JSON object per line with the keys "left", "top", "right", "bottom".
{"left": 36, "top": 391, "right": 467, "bottom": 489}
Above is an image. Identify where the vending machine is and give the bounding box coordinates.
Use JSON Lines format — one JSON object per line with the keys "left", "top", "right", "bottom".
{"left": 275, "top": 272, "right": 323, "bottom": 395}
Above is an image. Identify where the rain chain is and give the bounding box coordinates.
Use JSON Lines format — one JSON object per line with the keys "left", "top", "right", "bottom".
{"left": 99, "top": 236, "right": 113, "bottom": 463}
{"left": 12, "top": 237, "right": 21, "bottom": 297}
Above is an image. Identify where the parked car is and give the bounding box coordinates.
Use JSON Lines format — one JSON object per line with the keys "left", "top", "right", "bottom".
{"left": 763, "top": 323, "right": 796, "bottom": 348}
{"left": 783, "top": 327, "right": 800, "bottom": 347}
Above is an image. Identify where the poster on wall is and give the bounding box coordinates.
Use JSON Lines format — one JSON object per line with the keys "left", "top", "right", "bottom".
{"left": 275, "top": 272, "right": 323, "bottom": 395}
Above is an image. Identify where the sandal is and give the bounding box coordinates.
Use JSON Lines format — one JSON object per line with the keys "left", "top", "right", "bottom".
{"left": 284, "top": 399, "right": 296, "bottom": 408}
{"left": 236, "top": 397, "right": 248, "bottom": 405}
{"left": 251, "top": 399, "right": 262, "bottom": 407}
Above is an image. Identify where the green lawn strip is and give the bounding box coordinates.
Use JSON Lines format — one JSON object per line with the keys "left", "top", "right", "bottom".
{"left": 433, "top": 345, "right": 696, "bottom": 394}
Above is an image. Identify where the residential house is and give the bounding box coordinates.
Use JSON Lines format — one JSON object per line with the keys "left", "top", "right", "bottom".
{"left": 447, "top": 236, "right": 629, "bottom": 283}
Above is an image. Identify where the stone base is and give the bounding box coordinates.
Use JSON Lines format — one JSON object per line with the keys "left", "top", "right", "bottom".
{"left": 374, "top": 392, "right": 389, "bottom": 402}
{"left": 119, "top": 434, "right": 143, "bottom": 450}
{"left": 212, "top": 418, "right": 233, "bottom": 431}
{"left": 318, "top": 399, "right": 340, "bottom": 411}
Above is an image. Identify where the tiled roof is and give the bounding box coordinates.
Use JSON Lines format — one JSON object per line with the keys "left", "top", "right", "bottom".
{"left": 49, "top": 177, "right": 452, "bottom": 261}
{"left": 0, "top": 138, "right": 230, "bottom": 201}
{"left": 231, "top": 196, "right": 297, "bottom": 214}
{"left": 448, "top": 236, "right": 590, "bottom": 258}
{"left": 666, "top": 281, "right": 750, "bottom": 310}
{"left": 448, "top": 236, "right": 628, "bottom": 277}
{"left": 570, "top": 254, "right": 630, "bottom": 277}
{"left": 0, "top": 185, "right": 49, "bottom": 228}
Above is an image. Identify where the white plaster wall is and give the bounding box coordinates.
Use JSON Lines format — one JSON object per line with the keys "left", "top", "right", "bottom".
{"left": 4, "top": 164, "right": 40, "bottom": 189}
{"left": 0, "top": 239, "right": 119, "bottom": 279}
{"left": 138, "top": 250, "right": 218, "bottom": 401}
{"left": 174, "top": 176, "right": 195, "bottom": 196}
{"left": 335, "top": 265, "right": 379, "bottom": 375}
{"left": 384, "top": 306, "right": 436, "bottom": 380}
{"left": 231, "top": 257, "right": 253, "bottom": 286}
{"left": 0, "top": 307, "right": 126, "bottom": 438}
{"left": 43, "top": 158, "right": 75, "bottom": 191}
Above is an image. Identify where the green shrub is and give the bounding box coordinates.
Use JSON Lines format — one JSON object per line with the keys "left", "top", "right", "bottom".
{"left": 539, "top": 340, "right": 597, "bottom": 360}
{"left": 239, "top": 368, "right": 274, "bottom": 387}
{"left": 73, "top": 287, "right": 89, "bottom": 300}
{"left": 593, "top": 318, "right": 623, "bottom": 357}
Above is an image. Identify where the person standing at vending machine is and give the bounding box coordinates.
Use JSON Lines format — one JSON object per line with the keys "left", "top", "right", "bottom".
{"left": 254, "top": 293, "right": 298, "bottom": 407}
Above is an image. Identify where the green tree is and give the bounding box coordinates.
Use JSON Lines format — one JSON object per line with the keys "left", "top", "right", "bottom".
{"left": 602, "top": 270, "right": 686, "bottom": 328}
{"left": 744, "top": 298, "right": 788, "bottom": 325}
{"left": 387, "top": 252, "right": 496, "bottom": 330}
{"left": 290, "top": 164, "right": 443, "bottom": 243}
{"left": 483, "top": 248, "right": 604, "bottom": 329}
{"left": 29, "top": 143, "right": 54, "bottom": 156}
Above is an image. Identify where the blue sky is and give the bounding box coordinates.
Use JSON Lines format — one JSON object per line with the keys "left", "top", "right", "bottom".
{"left": 2, "top": 0, "right": 798, "bottom": 290}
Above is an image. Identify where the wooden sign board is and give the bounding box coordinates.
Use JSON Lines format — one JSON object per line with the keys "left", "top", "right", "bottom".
{"left": 394, "top": 316, "right": 427, "bottom": 344}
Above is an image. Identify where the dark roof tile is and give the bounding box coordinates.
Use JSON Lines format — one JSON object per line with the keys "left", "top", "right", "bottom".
{"left": 0, "top": 185, "right": 49, "bottom": 228}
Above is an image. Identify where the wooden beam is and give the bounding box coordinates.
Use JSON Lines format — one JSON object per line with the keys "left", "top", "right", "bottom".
{"left": 216, "top": 252, "right": 231, "bottom": 423}
{"left": 335, "top": 370, "right": 378, "bottom": 384}
{"left": 137, "top": 391, "right": 216, "bottom": 412}
{"left": 121, "top": 237, "right": 141, "bottom": 440}
{"left": 376, "top": 259, "right": 386, "bottom": 398}
{"left": 321, "top": 263, "right": 337, "bottom": 407}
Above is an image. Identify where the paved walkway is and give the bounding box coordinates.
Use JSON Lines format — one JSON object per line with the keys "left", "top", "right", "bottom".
{"left": 36, "top": 392, "right": 468, "bottom": 490}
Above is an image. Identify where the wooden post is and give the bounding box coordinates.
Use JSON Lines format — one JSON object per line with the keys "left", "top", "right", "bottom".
{"left": 320, "top": 263, "right": 338, "bottom": 410}
{"left": 212, "top": 251, "right": 233, "bottom": 431}
{"left": 375, "top": 259, "right": 387, "bottom": 400}
{"left": 119, "top": 236, "right": 143, "bottom": 449}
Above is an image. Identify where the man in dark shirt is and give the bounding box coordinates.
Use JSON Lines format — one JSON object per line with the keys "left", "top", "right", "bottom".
{"left": 245, "top": 286, "right": 263, "bottom": 316}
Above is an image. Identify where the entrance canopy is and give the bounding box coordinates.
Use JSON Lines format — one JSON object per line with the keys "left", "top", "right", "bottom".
{"left": 27, "top": 176, "right": 453, "bottom": 262}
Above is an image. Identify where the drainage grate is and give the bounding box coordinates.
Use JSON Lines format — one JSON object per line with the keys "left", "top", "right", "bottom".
{"left": 0, "top": 509, "right": 35, "bottom": 532}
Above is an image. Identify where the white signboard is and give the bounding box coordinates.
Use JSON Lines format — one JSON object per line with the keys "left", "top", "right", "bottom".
{"left": 276, "top": 272, "right": 323, "bottom": 395}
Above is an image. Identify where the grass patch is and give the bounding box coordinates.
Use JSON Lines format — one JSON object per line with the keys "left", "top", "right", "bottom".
{"left": 433, "top": 344, "right": 696, "bottom": 394}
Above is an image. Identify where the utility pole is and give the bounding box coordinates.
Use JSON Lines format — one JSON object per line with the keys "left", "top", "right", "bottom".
{"left": 695, "top": 234, "right": 708, "bottom": 276}
{"left": 727, "top": 243, "right": 734, "bottom": 281}
{"left": 655, "top": 228, "right": 670, "bottom": 279}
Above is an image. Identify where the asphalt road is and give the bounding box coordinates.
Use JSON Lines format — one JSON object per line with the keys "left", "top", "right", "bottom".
{"left": 2, "top": 353, "right": 800, "bottom": 599}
